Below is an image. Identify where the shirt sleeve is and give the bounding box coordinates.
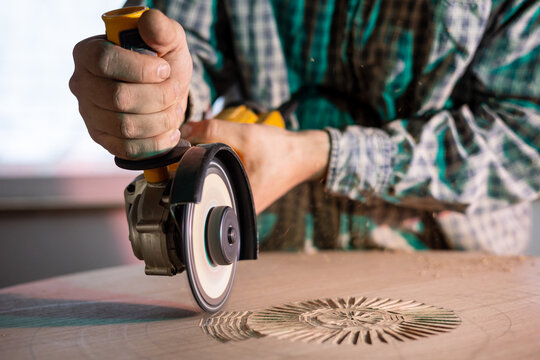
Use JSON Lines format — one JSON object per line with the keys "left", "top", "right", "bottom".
{"left": 325, "top": 0, "right": 540, "bottom": 215}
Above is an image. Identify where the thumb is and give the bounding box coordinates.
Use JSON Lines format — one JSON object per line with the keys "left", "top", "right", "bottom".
{"left": 138, "top": 9, "right": 187, "bottom": 57}
{"left": 139, "top": 9, "right": 192, "bottom": 118}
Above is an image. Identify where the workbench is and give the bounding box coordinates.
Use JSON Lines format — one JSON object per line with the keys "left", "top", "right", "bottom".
{"left": 1, "top": 251, "right": 539, "bottom": 359}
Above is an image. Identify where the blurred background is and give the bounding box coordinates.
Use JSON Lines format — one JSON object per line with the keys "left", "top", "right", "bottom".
{"left": 0, "top": 0, "right": 138, "bottom": 289}
{"left": 0, "top": 1, "right": 539, "bottom": 289}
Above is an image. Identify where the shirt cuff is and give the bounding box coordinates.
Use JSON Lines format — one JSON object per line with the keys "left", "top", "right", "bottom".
{"left": 325, "top": 126, "right": 396, "bottom": 198}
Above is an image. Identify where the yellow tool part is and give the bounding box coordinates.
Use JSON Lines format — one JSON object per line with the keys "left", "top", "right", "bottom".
{"left": 216, "top": 105, "right": 285, "bottom": 129}
{"left": 102, "top": 6, "right": 149, "bottom": 46}
{"left": 257, "top": 111, "right": 286, "bottom": 128}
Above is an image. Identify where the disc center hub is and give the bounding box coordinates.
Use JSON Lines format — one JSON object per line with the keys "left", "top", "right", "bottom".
{"left": 205, "top": 206, "right": 240, "bottom": 266}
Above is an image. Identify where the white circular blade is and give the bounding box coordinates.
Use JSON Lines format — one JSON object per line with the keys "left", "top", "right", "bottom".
{"left": 192, "top": 172, "right": 234, "bottom": 298}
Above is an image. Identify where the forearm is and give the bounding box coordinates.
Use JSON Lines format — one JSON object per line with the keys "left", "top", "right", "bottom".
{"left": 325, "top": 100, "right": 540, "bottom": 214}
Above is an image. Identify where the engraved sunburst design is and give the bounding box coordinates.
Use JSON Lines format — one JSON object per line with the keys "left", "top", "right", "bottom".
{"left": 200, "top": 296, "right": 461, "bottom": 345}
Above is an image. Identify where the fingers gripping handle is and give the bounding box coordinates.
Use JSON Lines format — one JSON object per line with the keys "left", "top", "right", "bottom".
{"left": 102, "top": 6, "right": 172, "bottom": 183}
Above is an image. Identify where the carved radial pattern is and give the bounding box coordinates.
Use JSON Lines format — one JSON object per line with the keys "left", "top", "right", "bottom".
{"left": 200, "top": 296, "right": 461, "bottom": 345}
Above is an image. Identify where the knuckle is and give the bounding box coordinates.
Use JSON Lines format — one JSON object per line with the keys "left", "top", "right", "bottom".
{"left": 119, "top": 115, "right": 137, "bottom": 139}
{"left": 68, "top": 73, "right": 80, "bottom": 96}
{"left": 113, "top": 84, "right": 131, "bottom": 111}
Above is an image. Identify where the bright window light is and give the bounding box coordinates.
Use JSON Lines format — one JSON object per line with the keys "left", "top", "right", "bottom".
{"left": 0, "top": 0, "right": 126, "bottom": 176}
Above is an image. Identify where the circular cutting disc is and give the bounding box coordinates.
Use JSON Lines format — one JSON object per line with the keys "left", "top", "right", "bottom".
{"left": 182, "top": 159, "right": 239, "bottom": 312}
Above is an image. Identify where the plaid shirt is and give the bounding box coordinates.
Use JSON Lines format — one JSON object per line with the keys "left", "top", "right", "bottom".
{"left": 149, "top": 0, "right": 540, "bottom": 254}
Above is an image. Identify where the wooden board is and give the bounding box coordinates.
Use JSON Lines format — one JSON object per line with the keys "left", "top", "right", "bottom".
{"left": 1, "top": 251, "right": 540, "bottom": 359}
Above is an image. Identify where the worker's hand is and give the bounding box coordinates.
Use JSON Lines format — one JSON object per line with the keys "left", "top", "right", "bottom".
{"left": 69, "top": 10, "right": 192, "bottom": 159}
{"left": 181, "top": 121, "right": 330, "bottom": 213}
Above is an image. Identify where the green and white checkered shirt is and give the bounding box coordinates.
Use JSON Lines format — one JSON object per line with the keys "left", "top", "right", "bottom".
{"left": 149, "top": 0, "right": 539, "bottom": 254}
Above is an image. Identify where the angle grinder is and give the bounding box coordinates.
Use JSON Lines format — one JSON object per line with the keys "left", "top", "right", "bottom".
{"left": 102, "top": 7, "right": 285, "bottom": 312}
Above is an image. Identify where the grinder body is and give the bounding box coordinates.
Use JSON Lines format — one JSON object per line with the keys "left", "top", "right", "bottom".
{"left": 121, "top": 142, "right": 258, "bottom": 312}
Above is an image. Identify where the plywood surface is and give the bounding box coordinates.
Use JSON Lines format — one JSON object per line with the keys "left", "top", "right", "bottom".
{"left": 1, "top": 251, "right": 539, "bottom": 359}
